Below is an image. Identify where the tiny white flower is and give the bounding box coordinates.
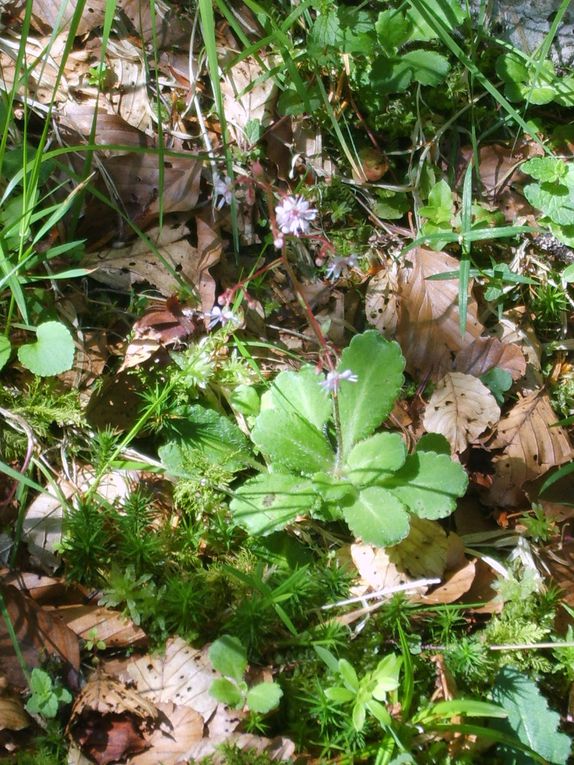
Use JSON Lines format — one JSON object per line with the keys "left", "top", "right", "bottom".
{"left": 206, "top": 305, "right": 238, "bottom": 329}
{"left": 214, "top": 175, "right": 233, "bottom": 209}
{"left": 320, "top": 368, "right": 359, "bottom": 393}
{"left": 325, "top": 254, "right": 358, "bottom": 281}
{"left": 274, "top": 236, "right": 285, "bottom": 249}
{"left": 275, "top": 195, "right": 317, "bottom": 236}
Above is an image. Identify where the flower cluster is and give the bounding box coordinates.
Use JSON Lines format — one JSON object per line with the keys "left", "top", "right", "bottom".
{"left": 213, "top": 175, "right": 233, "bottom": 209}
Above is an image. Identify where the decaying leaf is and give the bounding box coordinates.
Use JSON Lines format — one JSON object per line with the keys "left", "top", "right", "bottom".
{"left": 396, "top": 249, "right": 483, "bottom": 381}
{"left": 56, "top": 605, "right": 147, "bottom": 648}
{"left": 454, "top": 336, "right": 526, "bottom": 380}
{"left": 350, "top": 543, "right": 412, "bottom": 593}
{"left": 419, "top": 561, "right": 476, "bottom": 605}
{"left": 121, "top": 637, "right": 218, "bottom": 722}
{"left": 0, "top": 690, "right": 31, "bottom": 733}
{"left": 423, "top": 372, "right": 501, "bottom": 453}
{"left": 0, "top": 585, "right": 80, "bottom": 689}
{"left": 365, "top": 262, "right": 400, "bottom": 338}
{"left": 80, "top": 153, "right": 202, "bottom": 244}
{"left": 220, "top": 56, "right": 277, "bottom": 145}
{"left": 128, "top": 703, "right": 203, "bottom": 765}
{"left": 86, "top": 219, "right": 220, "bottom": 307}
{"left": 69, "top": 674, "right": 158, "bottom": 765}
{"left": 28, "top": 0, "right": 107, "bottom": 36}
{"left": 388, "top": 517, "right": 450, "bottom": 579}
{"left": 487, "top": 391, "right": 574, "bottom": 506}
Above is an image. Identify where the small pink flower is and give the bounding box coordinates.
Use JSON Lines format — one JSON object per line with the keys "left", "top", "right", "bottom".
{"left": 214, "top": 175, "right": 233, "bottom": 209}
{"left": 320, "top": 369, "right": 359, "bottom": 393}
{"left": 275, "top": 195, "right": 317, "bottom": 236}
{"left": 325, "top": 255, "right": 358, "bottom": 281}
{"left": 274, "top": 236, "right": 285, "bottom": 249}
{"left": 205, "top": 305, "right": 239, "bottom": 329}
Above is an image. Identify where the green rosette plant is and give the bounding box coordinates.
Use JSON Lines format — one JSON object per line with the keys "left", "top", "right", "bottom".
{"left": 230, "top": 331, "right": 467, "bottom": 547}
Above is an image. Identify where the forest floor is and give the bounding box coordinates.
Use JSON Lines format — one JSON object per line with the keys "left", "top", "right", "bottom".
{"left": 1, "top": 1, "right": 574, "bottom": 763}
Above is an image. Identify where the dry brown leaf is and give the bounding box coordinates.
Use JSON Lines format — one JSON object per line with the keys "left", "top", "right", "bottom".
{"left": 456, "top": 142, "right": 542, "bottom": 200}
{"left": 454, "top": 336, "right": 526, "bottom": 381}
{"left": 350, "top": 543, "right": 412, "bottom": 593}
{"left": 122, "top": 637, "right": 218, "bottom": 722}
{"left": 220, "top": 56, "right": 277, "bottom": 145}
{"left": 0, "top": 34, "right": 93, "bottom": 104}
{"left": 365, "top": 263, "right": 400, "bottom": 338}
{"left": 423, "top": 372, "right": 500, "bottom": 453}
{"left": 80, "top": 153, "right": 202, "bottom": 244}
{"left": 119, "top": 0, "right": 191, "bottom": 46}
{"left": 1, "top": 570, "right": 87, "bottom": 606}
{"left": 70, "top": 673, "right": 158, "bottom": 720}
{"left": 0, "top": 584, "right": 80, "bottom": 689}
{"left": 0, "top": 693, "right": 31, "bottom": 732}
{"left": 86, "top": 219, "right": 219, "bottom": 307}
{"left": 420, "top": 561, "right": 476, "bottom": 605}
{"left": 107, "top": 39, "right": 153, "bottom": 135}
{"left": 28, "top": 0, "right": 106, "bottom": 35}
{"left": 388, "top": 517, "right": 449, "bottom": 579}
{"left": 58, "top": 99, "right": 151, "bottom": 151}
{"left": 55, "top": 605, "right": 147, "bottom": 648}
{"left": 487, "top": 391, "right": 574, "bottom": 506}
{"left": 396, "top": 248, "right": 483, "bottom": 381}
{"left": 128, "top": 702, "right": 203, "bottom": 765}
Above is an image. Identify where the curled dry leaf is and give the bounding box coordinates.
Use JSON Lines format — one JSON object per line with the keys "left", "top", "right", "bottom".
{"left": 69, "top": 674, "right": 158, "bottom": 765}
{"left": 419, "top": 561, "right": 476, "bottom": 605}
{"left": 454, "top": 336, "right": 526, "bottom": 381}
{"left": 487, "top": 390, "right": 574, "bottom": 506}
{"left": 396, "top": 249, "right": 483, "bottom": 381}
{"left": 423, "top": 372, "right": 501, "bottom": 454}
{"left": 0, "top": 693, "right": 31, "bottom": 732}
{"left": 107, "top": 39, "right": 153, "bottom": 135}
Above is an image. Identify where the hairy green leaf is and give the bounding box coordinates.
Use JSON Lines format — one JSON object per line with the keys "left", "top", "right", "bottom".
{"left": 337, "top": 331, "right": 404, "bottom": 455}
{"left": 343, "top": 486, "right": 410, "bottom": 547}
{"left": 403, "top": 49, "right": 450, "bottom": 86}
{"left": 268, "top": 367, "right": 331, "bottom": 429}
{"left": 210, "top": 678, "right": 243, "bottom": 708}
{"left": 343, "top": 432, "right": 407, "bottom": 487}
{"left": 252, "top": 408, "right": 334, "bottom": 474}
{"left": 386, "top": 451, "right": 468, "bottom": 519}
{"left": 492, "top": 667, "right": 571, "bottom": 764}
{"left": 246, "top": 682, "right": 283, "bottom": 713}
{"left": 230, "top": 473, "right": 316, "bottom": 535}
{"left": 209, "top": 635, "right": 247, "bottom": 682}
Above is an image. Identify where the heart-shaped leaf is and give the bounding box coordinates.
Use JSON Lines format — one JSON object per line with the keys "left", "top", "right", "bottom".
{"left": 18, "top": 321, "right": 74, "bottom": 376}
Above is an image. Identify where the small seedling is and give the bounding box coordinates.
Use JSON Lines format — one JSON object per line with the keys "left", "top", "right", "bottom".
{"left": 209, "top": 635, "right": 283, "bottom": 713}
{"left": 25, "top": 668, "right": 71, "bottom": 719}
